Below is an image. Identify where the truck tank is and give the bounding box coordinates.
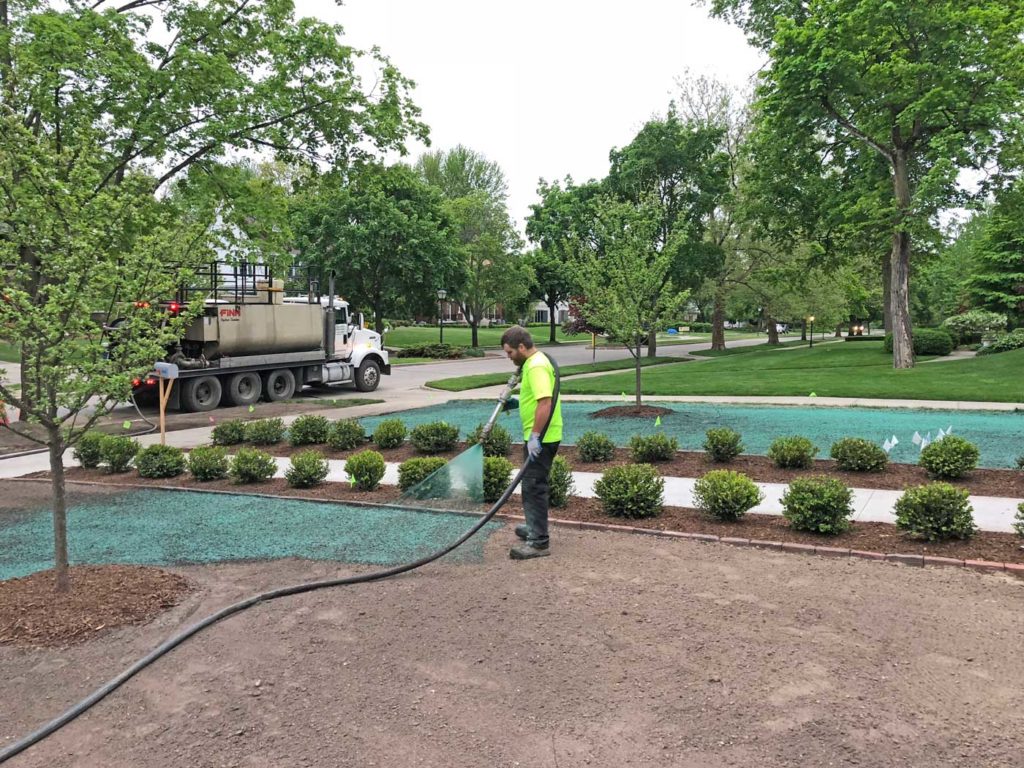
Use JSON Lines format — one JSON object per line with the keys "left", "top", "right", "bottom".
{"left": 182, "top": 284, "right": 325, "bottom": 359}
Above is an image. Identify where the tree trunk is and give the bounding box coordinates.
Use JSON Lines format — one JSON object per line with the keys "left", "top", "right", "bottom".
{"left": 835, "top": 323, "right": 843, "bottom": 338}
{"left": 634, "top": 336, "right": 642, "bottom": 407}
{"left": 766, "top": 317, "right": 780, "bottom": 345}
{"left": 710, "top": 292, "right": 726, "bottom": 351}
{"left": 470, "top": 321, "right": 479, "bottom": 348}
{"left": 374, "top": 300, "right": 385, "bottom": 335}
{"left": 48, "top": 429, "right": 70, "bottom": 592}
{"left": 881, "top": 252, "right": 892, "bottom": 333}
{"left": 646, "top": 329, "right": 657, "bottom": 358}
{"left": 547, "top": 299, "right": 558, "bottom": 344}
{"left": 801, "top": 321, "right": 807, "bottom": 341}
{"left": 890, "top": 150, "right": 914, "bottom": 369}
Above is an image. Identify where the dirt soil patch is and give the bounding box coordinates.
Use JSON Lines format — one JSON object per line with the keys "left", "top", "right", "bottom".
{"left": 591, "top": 404, "right": 674, "bottom": 418}
{"left": 2, "top": 532, "right": 1024, "bottom": 767}
{"left": 43, "top": 473, "right": 1024, "bottom": 565}
{"left": 0, "top": 565, "right": 190, "bottom": 648}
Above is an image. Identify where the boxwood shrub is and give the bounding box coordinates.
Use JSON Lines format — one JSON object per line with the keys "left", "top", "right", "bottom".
{"left": 692, "top": 470, "right": 764, "bottom": 521}
{"left": 830, "top": 438, "right": 888, "bottom": 472}
{"left": 285, "top": 450, "right": 330, "bottom": 488}
{"left": 594, "top": 464, "right": 664, "bottom": 519}
{"left": 135, "top": 444, "right": 186, "bottom": 478}
{"left": 345, "top": 450, "right": 386, "bottom": 490}
{"left": 703, "top": 428, "right": 744, "bottom": 463}
{"left": 781, "top": 476, "right": 853, "bottom": 534}
{"left": 186, "top": 446, "right": 230, "bottom": 481}
{"left": 767, "top": 436, "right": 818, "bottom": 469}
{"left": 409, "top": 421, "right": 459, "bottom": 454}
{"left": 327, "top": 419, "right": 366, "bottom": 451}
{"left": 576, "top": 431, "right": 615, "bottom": 462}
{"left": 919, "top": 435, "right": 979, "bottom": 479}
{"left": 894, "top": 483, "right": 976, "bottom": 541}
{"left": 629, "top": 433, "right": 679, "bottom": 462}
{"left": 288, "top": 414, "right": 330, "bottom": 446}
{"left": 398, "top": 457, "right": 448, "bottom": 492}
{"left": 372, "top": 418, "right": 407, "bottom": 449}
{"left": 73, "top": 431, "right": 106, "bottom": 469}
{"left": 229, "top": 448, "right": 277, "bottom": 484}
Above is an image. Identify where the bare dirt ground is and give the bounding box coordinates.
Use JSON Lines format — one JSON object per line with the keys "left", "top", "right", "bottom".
{"left": 2, "top": 488, "right": 1023, "bottom": 767}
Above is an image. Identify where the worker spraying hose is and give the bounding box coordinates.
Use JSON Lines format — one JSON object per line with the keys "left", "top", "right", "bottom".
{"left": 499, "top": 325, "right": 563, "bottom": 560}
{"left": 0, "top": 328, "right": 561, "bottom": 765}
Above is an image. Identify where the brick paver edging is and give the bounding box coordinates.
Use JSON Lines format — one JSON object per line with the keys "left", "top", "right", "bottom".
{"left": 13, "top": 478, "right": 1024, "bottom": 579}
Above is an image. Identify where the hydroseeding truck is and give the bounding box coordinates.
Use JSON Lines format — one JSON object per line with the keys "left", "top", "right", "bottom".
{"left": 132, "top": 263, "right": 390, "bottom": 412}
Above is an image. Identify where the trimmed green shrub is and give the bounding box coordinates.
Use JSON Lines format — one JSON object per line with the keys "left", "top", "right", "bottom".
{"left": 345, "top": 450, "right": 386, "bottom": 490}
{"left": 410, "top": 421, "right": 459, "bottom": 453}
{"left": 398, "top": 457, "right": 448, "bottom": 492}
{"left": 594, "top": 464, "right": 664, "bottom": 519}
{"left": 976, "top": 328, "right": 1024, "bottom": 356}
{"left": 919, "top": 435, "right": 980, "bottom": 479}
{"left": 781, "top": 476, "right": 854, "bottom": 534}
{"left": 186, "top": 446, "right": 230, "bottom": 481}
{"left": 394, "top": 343, "right": 474, "bottom": 359}
{"left": 288, "top": 414, "right": 330, "bottom": 446}
{"left": 73, "top": 431, "right": 106, "bottom": 469}
{"left": 100, "top": 435, "right": 139, "bottom": 473}
{"left": 483, "top": 456, "right": 515, "bottom": 503}
{"left": 135, "top": 444, "right": 186, "bottom": 478}
{"left": 883, "top": 327, "right": 954, "bottom": 356}
{"left": 1016, "top": 454, "right": 1024, "bottom": 470}
{"left": 576, "top": 431, "right": 616, "bottom": 463}
{"left": 629, "top": 433, "right": 679, "bottom": 462}
{"left": 768, "top": 436, "right": 818, "bottom": 469}
{"left": 703, "top": 427, "right": 744, "bottom": 463}
{"left": 373, "top": 418, "right": 407, "bottom": 449}
{"left": 286, "top": 450, "right": 330, "bottom": 488}
{"left": 467, "top": 422, "right": 513, "bottom": 458}
{"left": 327, "top": 419, "right": 366, "bottom": 451}
{"left": 692, "top": 470, "right": 764, "bottom": 521}
{"left": 942, "top": 310, "right": 1007, "bottom": 345}
{"left": 1014, "top": 502, "right": 1024, "bottom": 537}
{"left": 211, "top": 419, "right": 247, "bottom": 446}
{"left": 894, "top": 483, "right": 976, "bottom": 541}
{"left": 244, "top": 418, "right": 285, "bottom": 445}
{"left": 229, "top": 447, "right": 277, "bottom": 484}
{"left": 830, "top": 438, "right": 888, "bottom": 472}
{"left": 549, "top": 456, "right": 575, "bottom": 508}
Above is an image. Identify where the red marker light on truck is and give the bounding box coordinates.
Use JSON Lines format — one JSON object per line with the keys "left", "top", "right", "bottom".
{"left": 132, "top": 378, "right": 141, "bottom": 387}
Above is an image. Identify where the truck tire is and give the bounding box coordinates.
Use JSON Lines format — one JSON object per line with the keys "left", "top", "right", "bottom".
{"left": 180, "top": 375, "right": 223, "bottom": 412}
{"left": 224, "top": 372, "right": 262, "bottom": 407}
{"left": 354, "top": 359, "right": 381, "bottom": 392}
{"left": 262, "top": 369, "right": 296, "bottom": 401}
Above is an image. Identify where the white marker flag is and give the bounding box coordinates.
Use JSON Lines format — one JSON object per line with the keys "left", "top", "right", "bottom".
{"left": 912, "top": 431, "right": 922, "bottom": 446}
{"left": 882, "top": 439, "right": 893, "bottom": 453}
{"left": 890, "top": 435, "right": 899, "bottom": 446}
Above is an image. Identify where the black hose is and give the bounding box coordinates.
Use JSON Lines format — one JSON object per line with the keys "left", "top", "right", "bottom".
{"left": 0, "top": 354, "right": 561, "bottom": 765}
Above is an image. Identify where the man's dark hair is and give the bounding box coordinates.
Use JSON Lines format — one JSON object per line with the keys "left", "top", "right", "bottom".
{"left": 501, "top": 325, "right": 535, "bottom": 349}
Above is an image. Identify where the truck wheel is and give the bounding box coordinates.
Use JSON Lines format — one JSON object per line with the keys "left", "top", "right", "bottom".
{"left": 262, "top": 369, "right": 296, "bottom": 401}
{"left": 225, "top": 372, "right": 262, "bottom": 407}
{"left": 181, "top": 375, "right": 223, "bottom": 412}
{"left": 354, "top": 360, "right": 381, "bottom": 392}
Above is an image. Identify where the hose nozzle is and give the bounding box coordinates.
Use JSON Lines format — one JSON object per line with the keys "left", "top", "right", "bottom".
{"left": 480, "top": 373, "right": 519, "bottom": 439}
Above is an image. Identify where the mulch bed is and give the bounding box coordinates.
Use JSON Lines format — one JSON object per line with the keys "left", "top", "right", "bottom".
{"left": 244, "top": 441, "right": 1024, "bottom": 498}
{"left": 0, "top": 565, "right": 191, "bottom": 648}
{"left": 591, "top": 404, "right": 674, "bottom": 418}
{"left": 38, "top": 473, "right": 1024, "bottom": 566}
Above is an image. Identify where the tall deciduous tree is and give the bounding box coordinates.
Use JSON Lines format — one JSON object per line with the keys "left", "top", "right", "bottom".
{"left": 0, "top": 0, "right": 425, "bottom": 591}
{"left": 521, "top": 248, "right": 574, "bottom": 343}
{"left": 414, "top": 145, "right": 509, "bottom": 202}
{"left": 294, "top": 163, "right": 461, "bottom": 333}
{"left": 573, "top": 197, "right": 689, "bottom": 406}
{"left": 969, "top": 183, "right": 1024, "bottom": 326}
{"left": 605, "top": 111, "right": 729, "bottom": 356}
{"left": 708, "top": 0, "right": 1024, "bottom": 368}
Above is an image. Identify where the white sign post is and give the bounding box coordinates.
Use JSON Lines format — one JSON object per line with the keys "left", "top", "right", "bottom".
{"left": 153, "top": 362, "right": 179, "bottom": 445}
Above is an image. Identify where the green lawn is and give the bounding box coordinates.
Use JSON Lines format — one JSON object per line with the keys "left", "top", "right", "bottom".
{"left": 0, "top": 341, "right": 18, "bottom": 364}
{"left": 385, "top": 326, "right": 588, "bottom": 348}
{"left": 426, "top": 356, "right": 680, "bottom": 391}
{"left": 560, "top": 342, "right": 1024, "bottom": 403}
{"left": 689, "top": 338, "right": 830, "bottom": 357}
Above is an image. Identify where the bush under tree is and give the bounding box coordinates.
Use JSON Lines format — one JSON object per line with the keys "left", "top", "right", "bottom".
{"left": 135, "top": 444, "right": 186, "bottom": 479}
{"left": 100, "top": 435, "right": 139, "bottom": 474}
{"left": 73, "top": 432, "right": 106, "bottom": 469}
{"left": 187, "top": 446, "right": 230, "bottom": 482}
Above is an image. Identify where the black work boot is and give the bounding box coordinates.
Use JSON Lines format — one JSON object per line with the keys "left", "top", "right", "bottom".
{"left": 509, "top": 542, "right": 550, "bottom": 560}
{"left": 514, "top": 524, "right": 529, "bottom": 540}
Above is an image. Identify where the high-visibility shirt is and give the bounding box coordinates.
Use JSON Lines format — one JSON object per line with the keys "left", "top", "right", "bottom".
{"left": 519, "top": 351, "right": 562, "bottom": 443}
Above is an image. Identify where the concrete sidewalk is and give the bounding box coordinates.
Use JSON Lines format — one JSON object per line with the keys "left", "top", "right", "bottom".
{"left": 6, "top": 451, "right": 1021, "bottom": 534}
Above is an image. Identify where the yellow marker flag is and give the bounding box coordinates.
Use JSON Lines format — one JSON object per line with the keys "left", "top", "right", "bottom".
{"left": 122, "top": 420, "right": 132, "bottom": 430}
{"left": 654, "top": 415, "right": 662, "bottom": 427}
{"left": 248, "top": 404, "right": 256, "bottom": 413}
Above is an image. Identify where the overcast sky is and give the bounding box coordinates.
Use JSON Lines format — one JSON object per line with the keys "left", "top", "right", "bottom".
{"left": 294, "top": 0, "right": 763, "bottom": 233}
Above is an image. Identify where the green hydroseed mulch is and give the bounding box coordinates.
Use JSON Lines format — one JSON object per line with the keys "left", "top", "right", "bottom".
{"left": 0, "top": 489, "right": 502, "bottom": 581}
{"left": 360, "top": 401, "right": 1024, "bottom": 469}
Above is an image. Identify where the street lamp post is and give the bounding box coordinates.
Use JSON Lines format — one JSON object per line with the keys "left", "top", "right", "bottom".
{"left": 808, "top": 315, "right": 815, "bottom": 348}
{"left": 437, "top": 289, "right": 447, "bottom": 345}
